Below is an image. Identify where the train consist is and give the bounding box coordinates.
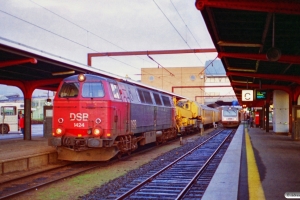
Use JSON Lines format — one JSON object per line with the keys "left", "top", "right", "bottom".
{"left": 218, "top": 105, "right": 241, "bottom": 128}
{"left": 176, "top": 100, "right": 219, "bottom": 133}
{"left": 48, "top": 74, "right": 219, "bottom": 161}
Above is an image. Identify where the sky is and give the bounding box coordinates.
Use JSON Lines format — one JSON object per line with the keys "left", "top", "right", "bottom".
{"left": 0, "top": 0, "right": 219, "bottom": 96}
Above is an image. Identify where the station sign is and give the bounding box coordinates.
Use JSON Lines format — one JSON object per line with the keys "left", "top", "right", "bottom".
{"left": 242, "top": 90, "right": 253, "bottom": 101}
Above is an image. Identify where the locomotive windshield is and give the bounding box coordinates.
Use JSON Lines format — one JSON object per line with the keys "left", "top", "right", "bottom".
{"left": 58, "top": 82, "right": 79, "bottom": 98}
{"left": 58, "top": 81, "right": 105, "bottom": 98}
{"left": 82, "top": 82, "right": 105, "bottom": 98}
{"left": 223, "top": 109, "right": 237, "bottom": 117}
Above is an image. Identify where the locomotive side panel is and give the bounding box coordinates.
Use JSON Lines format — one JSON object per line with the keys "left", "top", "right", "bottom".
{"left": 130, "top": 86, "right": 155, "bottom": 133}
{"left": 159, "top": 95, "right": 175, "bottom": 128}
{"left": 115, "top": 82, "right": 131, "bottom": 134}
{"left": 130, "top": 103, "right": 155, "bottom": 133}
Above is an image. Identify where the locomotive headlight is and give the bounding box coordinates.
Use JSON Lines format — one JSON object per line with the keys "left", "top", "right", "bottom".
{"left": 78, "top": 74, "right": 86, "bottom": 82}
{"left": 93, "top": 128, "right": 101, "bottom": 136}
{"left": 54, "top": 126, "right": 65, "bottom": 136}
{"left": 55, "top": 127, "right": 63, "bottom": 135}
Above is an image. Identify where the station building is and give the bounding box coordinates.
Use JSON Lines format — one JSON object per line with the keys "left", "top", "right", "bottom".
{"left": 140, "top": 59, "right": 237, "bottom": 106}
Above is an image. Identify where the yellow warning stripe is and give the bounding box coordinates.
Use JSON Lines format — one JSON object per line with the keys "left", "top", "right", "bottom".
{"left": 245, "top": 129, "right": 266, "bottom": 200}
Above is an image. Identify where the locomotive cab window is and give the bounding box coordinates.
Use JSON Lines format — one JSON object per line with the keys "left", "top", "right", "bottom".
{"left": 110, "top": 83, "right": 121, "bottom": 99}
{"left": 161, "top": 96, "right": 171, "bottom": 107}
{"left": 128, "top": 89, "right": 134, "bottom": 101}
{"left": 58, "top": 82, "right": 79, "bottom": 98}
{"left": 82, "top": 82, "right": 104, "bottom": 98}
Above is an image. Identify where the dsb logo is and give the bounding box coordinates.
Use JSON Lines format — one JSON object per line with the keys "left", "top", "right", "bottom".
{"left": 70, "top": 113, "right": 88, "bottom": 121}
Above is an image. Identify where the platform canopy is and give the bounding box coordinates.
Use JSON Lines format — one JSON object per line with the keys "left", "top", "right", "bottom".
{"left": 196, "top": 0, "right": 300, "bottom": 106}
{"left": 0, "top": 38, "right": 127, "bottom": 92}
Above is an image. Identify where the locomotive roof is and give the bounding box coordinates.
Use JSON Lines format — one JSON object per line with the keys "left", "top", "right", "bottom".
{"left": 63, "top": 74, "right": 187, "bottom": 100}
{"left": 220, "top": 105, "right": 242, "bottom": 110}
{"left": 119, "top": 76, "right": 187, "bottom": 100}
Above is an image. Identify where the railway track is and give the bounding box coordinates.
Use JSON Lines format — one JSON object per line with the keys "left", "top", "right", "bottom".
{"left": 0, "top": 130, "right": 206, "bottom": 199}
{"left": 0, "top": 161, "right": 106, "bottom": 199}
{"left": 105, "top": 129, "right": 234, "bottom": 200}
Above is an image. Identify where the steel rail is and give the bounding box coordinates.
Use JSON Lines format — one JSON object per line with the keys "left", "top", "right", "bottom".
{"left": 0, "top": 132, "right": 191, "bottom": 200}
{"left": 115, "top": 130, "right": 224, "bottom": 200}
{"left": 175, "top": 130, "right": 233, "bottom": 199}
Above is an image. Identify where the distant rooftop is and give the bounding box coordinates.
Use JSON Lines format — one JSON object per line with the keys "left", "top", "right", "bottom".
{"left": 205, "top": 60, "right": 225, "bottom": 76}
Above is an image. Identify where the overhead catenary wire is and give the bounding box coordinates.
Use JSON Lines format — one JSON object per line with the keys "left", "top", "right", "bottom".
{"left": 170, "top": 0, "right": 219, "bottom": 76}
{"left": 169, "top": 0, "right": 205, "bottom": 66}
{"left": 29, "top": 0, "right": 125, "bottom": 51}
{"left": 28, "top": 0, "right": 154, "bottom": 66}
{"left": 0, "top": 7, "right": 150, "bottom": 77}
{"left": 0, "top": 9, "right": 180, "bottom": 88}
{"left": 152, "top": 0, "right": 191, "bottom": 48}
{"left": 198, "top": 56, "right": 218, "bottom": 76}
{"left": 27, "top": 0, "right": 195, "bottom": 81}
{"left": 147, "top": 54, "right": 174, "bottom": 76}
{"left": 1, "top": 1, "right": 217, "bottom": 98}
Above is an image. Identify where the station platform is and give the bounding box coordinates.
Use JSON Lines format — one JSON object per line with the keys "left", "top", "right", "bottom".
{"left": 203, "top": 123, "right": 300, "bottom": 200}
{"left": 0, "top": 125, "right": 65, "bottom": 182}
{"left": 0, "top": 125, "right": 55, "bottom": 160}
{"left": 1, "top": 124, "right": 300, "bottom": 199}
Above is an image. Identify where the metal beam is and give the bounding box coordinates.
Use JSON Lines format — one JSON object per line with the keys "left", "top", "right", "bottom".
{"left": 195, "top": 0, "right": 300, "bottom": 15}
{"left": 87, "top": 48, "right": 217, "bottom": 66}
{"left": 0, "top": 58, "right": 37, "bottom": 68}
{"left": 172, "top": 85, "right": 232, "bottom": 93}
{"left": 227, "top": 71, "right": 300, "bottom": 84}
{"left": 231, "top": 81, "right": 292, "bottom": 94}
{"left": 218, "top": 52, "right": 300, "bottom": 65}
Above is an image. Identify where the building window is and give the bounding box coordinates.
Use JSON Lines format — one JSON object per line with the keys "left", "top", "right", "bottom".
{"left": 149, "top": 76, "right": 154, "bottom": 81}
{"left": 190, "top": 75, "right": 196, "bottom": 81}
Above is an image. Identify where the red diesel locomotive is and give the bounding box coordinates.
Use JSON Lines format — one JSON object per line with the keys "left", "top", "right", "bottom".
{"left": 48, "top": 74, "right": 181, "bottom": 161}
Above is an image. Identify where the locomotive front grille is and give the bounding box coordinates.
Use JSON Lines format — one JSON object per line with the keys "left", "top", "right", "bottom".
{"left": 62, "top": 136, "right": 88, "bottom": 150}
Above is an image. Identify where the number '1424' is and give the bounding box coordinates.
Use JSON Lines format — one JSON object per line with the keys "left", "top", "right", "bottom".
{"left": 74, "top": 123, "right": 84, "bottom": 127}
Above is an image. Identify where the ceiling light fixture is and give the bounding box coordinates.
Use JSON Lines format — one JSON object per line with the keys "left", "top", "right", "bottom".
{"left": 266, "top": 13, "right": 281, "bottom": 62}
{"left": 52, "top": 70, "right": 75, "bottom": 76}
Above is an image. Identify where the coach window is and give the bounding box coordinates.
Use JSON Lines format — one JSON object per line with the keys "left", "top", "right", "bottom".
{"left": 161, "top": 96, "right": 171, "bottom": 107}
{"left": 153, "top": 93, "right": 162, "bottom": 105}
{"left": 137, "top": 89, "right": 145, "bottom": 103}
{"left": 58, "top": 82, "right": 79, "bottom": 98}
{"left": 82, "top": 82, "right": 104, "bottom": 98}
{"left": 143, "top": 91, "right": 153, "bottom": 104}
{"left": 1, "top": 106, "right": 16, "bottom": 116}
{"left": 110, "top": 83, "right": 121, "bottom": 99}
